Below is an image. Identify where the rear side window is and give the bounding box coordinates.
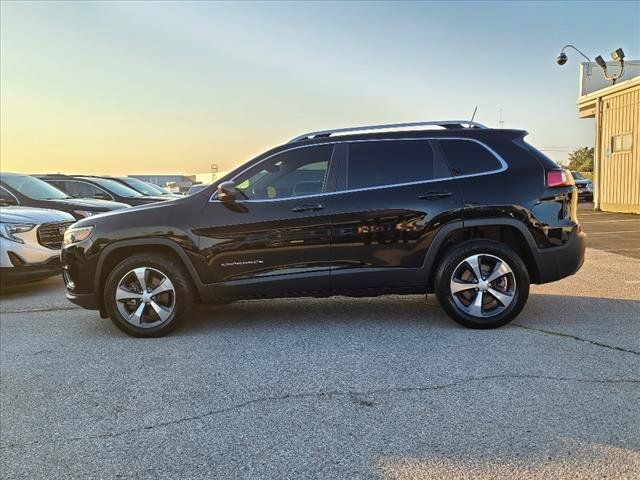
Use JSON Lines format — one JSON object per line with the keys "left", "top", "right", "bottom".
{"left": 439, "top": 139, "right": 502, "bottom": 176}
{"left": 346, "top": 140, "right": 438, "bottom": 189}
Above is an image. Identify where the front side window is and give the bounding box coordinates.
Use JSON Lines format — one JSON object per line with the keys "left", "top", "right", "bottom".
{"left": 0, "top": 186, "right": 20, "bottom": 205}
{"left": 234, "top": 145, "right": 333, "bottom": 200}
{"left": 438, "top": 139, "right": 502, "bottom": 176}
{"left": 346, "top": 140, "right": 437, "bottom": 190}
{"left": 61, "top": 181, "right": 105, "bottom": 198}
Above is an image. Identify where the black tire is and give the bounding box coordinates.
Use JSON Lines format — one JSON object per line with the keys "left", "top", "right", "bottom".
{"left": 104, "top": 253, "right": 194, "bottom": 337}
{"left": 434, "top": 239, "right": 530, "bottom": 329}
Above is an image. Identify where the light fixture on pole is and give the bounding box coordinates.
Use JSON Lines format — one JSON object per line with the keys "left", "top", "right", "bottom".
{"left": 556, "top": 44, "right": 626, "bottom": 85}
{"left": 556, "top": 44, "right": 592, "bottom": 72}
{"left": 595, "top": 48, "right": 625, "bottom": 84}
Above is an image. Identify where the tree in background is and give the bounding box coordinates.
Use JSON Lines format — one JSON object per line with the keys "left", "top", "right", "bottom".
{"left": 567, "top": 147, "right": 594, "bottom": 172}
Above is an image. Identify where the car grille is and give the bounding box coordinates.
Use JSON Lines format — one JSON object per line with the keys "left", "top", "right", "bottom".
{"left": 37, "top": 221, "right": 75, "bottom": 250}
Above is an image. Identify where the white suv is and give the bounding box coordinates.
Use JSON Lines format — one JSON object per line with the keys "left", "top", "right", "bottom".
{"left": 0, "top": 206, "right": 75, "bottom": 285}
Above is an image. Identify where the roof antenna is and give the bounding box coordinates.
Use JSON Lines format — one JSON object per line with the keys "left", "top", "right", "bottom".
{"left": 470, "top": 106, "right": 478, "bottom": 125}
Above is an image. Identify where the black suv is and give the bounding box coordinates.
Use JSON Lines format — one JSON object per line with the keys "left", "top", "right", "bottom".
{"left": 95, "top": 176, "right": 182, "bottom": 200}
{"left": 61, "top": 121, "right": 586, "bottom": 337}
{"left": 0, "top": 173, "right": 129, "bottom": 220}
{"left": 38, "top": 175, "right": 168, "bottom": 206}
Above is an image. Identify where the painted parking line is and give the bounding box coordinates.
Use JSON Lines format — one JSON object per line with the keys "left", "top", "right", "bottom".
{"left": 585, "top": 230, "right": 640, "bottom": 235}
{"left": 580, "top": 219, "right": 640, "bottom": 224}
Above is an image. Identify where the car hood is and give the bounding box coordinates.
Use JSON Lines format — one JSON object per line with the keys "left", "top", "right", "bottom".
{"left": 0, "top": 206, "right": 75, "bottom": 224}
{"left": 72, "top": 194, "right": 189, "bottom": 229}
{"left": 52, "top": 198, "right": 130, "bottom": 210}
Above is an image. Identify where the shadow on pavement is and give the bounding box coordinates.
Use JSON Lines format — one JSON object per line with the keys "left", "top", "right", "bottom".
{"left": 0, "top": 275, "right": 64, "bottom": 299}
{"left": 166, "top": 293, "right": 639, "bottom": 350}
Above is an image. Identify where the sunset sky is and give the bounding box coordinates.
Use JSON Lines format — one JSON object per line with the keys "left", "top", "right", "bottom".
{"left": 1, "top": 1, "right": 638, "bottom": 175}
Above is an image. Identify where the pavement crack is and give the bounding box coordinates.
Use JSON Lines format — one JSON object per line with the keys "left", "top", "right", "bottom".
{"left": 513, "top": 324, "right": 639, "bottom": 356}
{"left": 0, "top": 306, "right": 80, "bottom": 314}
{"left": 1, "top": 374, "right": 638, "bottom": 450}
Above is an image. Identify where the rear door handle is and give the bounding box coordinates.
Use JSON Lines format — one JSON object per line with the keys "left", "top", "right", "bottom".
{"left": 292, "top": 203, "right": 324, "bottom": 212}
{"left": 418, "top": 191, "right": 452, "bottom": 200}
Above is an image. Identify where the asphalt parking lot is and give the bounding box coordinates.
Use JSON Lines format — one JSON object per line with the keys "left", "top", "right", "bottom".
{"left": 1, "top": 211, "right": 639, "bottom": 479}
{"left": 578, "top": 203, "right": 640, "bottom": 259}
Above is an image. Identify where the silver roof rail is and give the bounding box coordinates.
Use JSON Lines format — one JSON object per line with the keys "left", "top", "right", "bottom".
{"left": 289, "top": 120, "right": 488, "bottom": 143}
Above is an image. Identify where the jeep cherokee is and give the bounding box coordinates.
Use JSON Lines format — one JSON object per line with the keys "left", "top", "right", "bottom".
{"left": 61, "top": 120, "right": 586, "bottom": 337}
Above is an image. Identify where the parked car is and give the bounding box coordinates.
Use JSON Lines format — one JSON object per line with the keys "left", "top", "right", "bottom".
{"left": 147, "top": 182, "right": 180, "bottom": 196}
{"left": 61, "top": 120, "right": 586, "bottom": 337}
{"left": 1, "top": 206, "right": 75, "bottom": 285}
{"left": 570, "top": 171, "right": 593, "bottom": 202}
{"left": 38, "top": 175, "right": 168, "bottom": 207}
{"left": 0, "top": 173, "right": 129, "bottom": 220}
{"left": 96, "top": 176, "right": 182, "bottom": 199}
{"left": 187, "top": 183, "right": 209, "bottom": 195}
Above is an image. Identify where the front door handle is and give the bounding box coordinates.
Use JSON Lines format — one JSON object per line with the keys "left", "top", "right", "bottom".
{"left": 418, "top": 191, "right": 452, "bottom": 200}
{"left": 292, "top": 203, "right": 324, "bottom": 212}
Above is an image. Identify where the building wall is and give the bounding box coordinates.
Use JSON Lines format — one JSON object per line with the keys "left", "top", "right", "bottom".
{"left": 597, "top": 83, "right": 640, "bottom": 213}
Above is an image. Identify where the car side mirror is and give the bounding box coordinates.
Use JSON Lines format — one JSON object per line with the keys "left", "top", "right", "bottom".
{"left": 217, "top": 181, "right": 237, "bottom": 202}
{"left": 0, "top": 194, "right": 18, "bottom": 206}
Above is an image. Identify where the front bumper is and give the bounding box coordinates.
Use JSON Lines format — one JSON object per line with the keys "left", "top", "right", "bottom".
{"left": 66, "top": 290, "right": 99, "bottom": 310}
{"left": 535, "top": 229, "right": 587, "bottom": 284}
{"left": 0, "top": 257, "right": 62, "bottom": 284}
{"left": 577, "top": 189, "right": 593, "bottom": 201}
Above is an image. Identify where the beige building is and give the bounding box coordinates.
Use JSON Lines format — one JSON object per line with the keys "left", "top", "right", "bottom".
{"left": 577, "top": 75, "right": 640, "bottom": 213}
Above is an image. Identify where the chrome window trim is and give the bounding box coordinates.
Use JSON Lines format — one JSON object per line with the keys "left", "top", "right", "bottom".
{"left": 209, "top": 137, "right": 508, "bottom": 203}
{"left": 0, "top": 186, "right": 21, "bottom": 205}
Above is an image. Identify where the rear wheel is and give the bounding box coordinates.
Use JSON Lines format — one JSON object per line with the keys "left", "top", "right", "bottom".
{"left": 104, "top": 253, "right": 193, "bottom": 337}
{"left": 434, "top": 240, "right": 529, "bottom": 329}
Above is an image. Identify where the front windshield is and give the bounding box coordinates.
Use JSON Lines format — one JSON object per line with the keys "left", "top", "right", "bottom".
{"left": 148, "top": 182, "right": 171, "bottom": 194}
{"left": 86, "top": 177, "right": 143, "bottom": 197}
{"left": 144, "top": 182, "right": 168, "bottom": 194}
{"left": 2, "top": 175, "right": 70, "bottom": 200}
{"left": 571, "top": 171, "right": 587, "bottom": 181}
{"left": 120, "top": 177, "right": 162, "bottom": 196}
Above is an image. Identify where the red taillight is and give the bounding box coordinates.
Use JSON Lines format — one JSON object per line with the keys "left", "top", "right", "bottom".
{"left": 546, "top": 169, "right": 572, "bottom": 187}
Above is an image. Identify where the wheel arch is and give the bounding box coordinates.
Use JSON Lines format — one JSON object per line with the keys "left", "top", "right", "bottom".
{"left": 94, "top": 239, "right": 204, "bottom": 316}
{"left": 420, "top": 219, "right": 541, "bottom": 291}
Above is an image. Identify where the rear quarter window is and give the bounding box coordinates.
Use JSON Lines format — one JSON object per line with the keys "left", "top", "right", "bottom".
{"left": 439, "top": 139, "right": 502, "bottom": 176}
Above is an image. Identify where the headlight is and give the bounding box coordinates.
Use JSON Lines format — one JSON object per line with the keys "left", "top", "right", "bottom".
{"left": 0, "top": 223, "right": 35, "bottom": 244}
{"left": 586, "top": 183, "right": 593, "bottom": 192}
{"left": 63, "top": 226, "right": 94, "bottom": 246}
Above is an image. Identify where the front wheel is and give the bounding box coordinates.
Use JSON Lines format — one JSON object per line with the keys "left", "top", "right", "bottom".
{"left": 104, "top": 253, "right": 194, "bottom": 337}
{"left": 434, "top": 240, "right": 530, "bottom": 329}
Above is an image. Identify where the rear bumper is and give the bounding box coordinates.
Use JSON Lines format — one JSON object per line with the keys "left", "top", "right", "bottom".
{"left": 534, "top": 230, "right": 587, "bottom": 284}
{"left": 66, "top": 290, "right": 99, "bottom": 310}
{"left": 577, "top": 191, "right": 593, "bottom": 201}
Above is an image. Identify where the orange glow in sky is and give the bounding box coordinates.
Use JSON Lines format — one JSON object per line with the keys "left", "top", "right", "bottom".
{"left": 1, "top": 1, "right": 637, "bottom": 175}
